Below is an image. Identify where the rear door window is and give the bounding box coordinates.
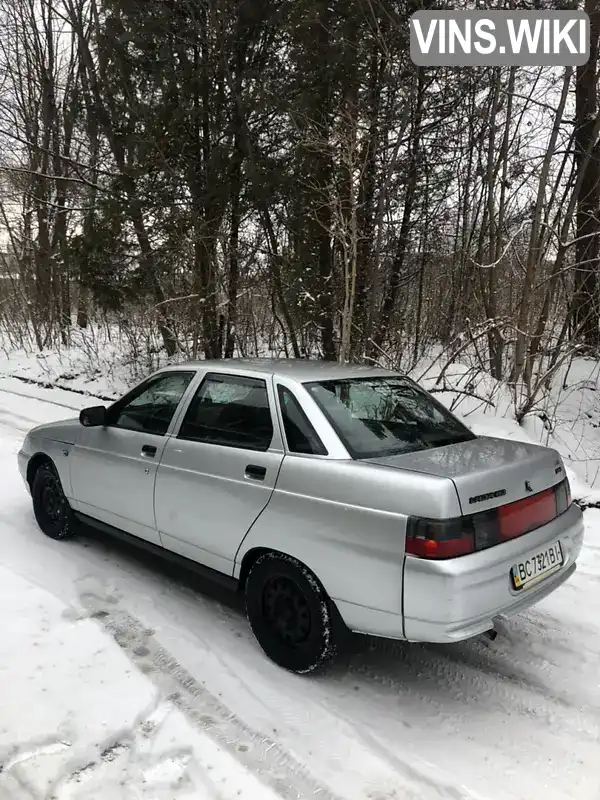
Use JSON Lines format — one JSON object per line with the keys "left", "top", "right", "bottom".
{"left": 277, "top": 385, "right": 327, "bottom": 455}
{"left": 178, "top": 373, "right": 274, "bottom": 451}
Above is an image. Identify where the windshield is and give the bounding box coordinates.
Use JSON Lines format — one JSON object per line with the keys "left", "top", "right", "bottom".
{"left": 305, "top": 376, "right": 475, "bottom": 459}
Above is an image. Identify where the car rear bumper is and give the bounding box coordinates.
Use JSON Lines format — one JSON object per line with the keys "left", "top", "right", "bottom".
{"left": 402, "top": 503, "right": 584, "bottom": 643}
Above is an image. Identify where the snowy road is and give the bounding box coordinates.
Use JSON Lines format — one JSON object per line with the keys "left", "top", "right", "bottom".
{"left": 0, "top": 380, "right": 599, "bottom": 800}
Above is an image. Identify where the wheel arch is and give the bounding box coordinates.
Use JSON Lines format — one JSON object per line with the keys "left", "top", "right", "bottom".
{"left": 26, "top": 452, "right": 54, "bottom": 488}
{"left": 237, "top": 547, "right": 332, "bottom": 599}
{"left": 238, "top": 546, "right": 289, "bottom": 591}
{"left": 237, "top": 546, "right": 349, "bottom": 631}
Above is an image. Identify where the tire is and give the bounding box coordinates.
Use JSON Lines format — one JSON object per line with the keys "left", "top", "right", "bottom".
{"left": 245, "top": 552, "right": 341, "bottom": 674}
{"left": 32, "top": 462, "right": 77, "bottom": 540}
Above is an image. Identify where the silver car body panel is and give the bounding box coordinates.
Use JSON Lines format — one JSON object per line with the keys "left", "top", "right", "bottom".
{"left": 154, "top": 367, "right": 285, "bottom": 573}
{"left": 26, "top": 418, "right": 81, "bottom": 445}
{"left": 403, "top": 503, "right": 584, "bottom": 641}
{"left": 19, "top": 423, "right": 78, "bottom": 499}
{"left": 235, "top": 455, "right": 462, "bottom": 636}
{"left": 370, "top": 436, "right": 565, "bottom": 515}
{"left": 70, "top": 426, "right": 167, "bottom": 545}
{"left": 18, "top": 358, "right": 585, "bottom": 645}
{"left": 156, "top": 437, "right": 284, "bottom": 573}
{"left": 67, "top": 372, "right": 200, "bottom": 546}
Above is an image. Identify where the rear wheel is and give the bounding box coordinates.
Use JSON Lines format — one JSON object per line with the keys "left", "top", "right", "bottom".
{"left": 245, "top": 552, "right": 341, "bottom": 673}
{"left": 32, "top": 462, "right": 76, "bottom": 540}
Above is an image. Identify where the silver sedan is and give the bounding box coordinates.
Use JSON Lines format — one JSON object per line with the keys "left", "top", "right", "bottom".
{"left": 18, "top": 359, "right": 584, "bottom": 673}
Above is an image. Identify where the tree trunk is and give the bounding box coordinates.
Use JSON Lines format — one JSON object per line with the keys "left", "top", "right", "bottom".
{"left": 572, "top": 1, "right": 600, "bottom": 350}
{"left": 369, "top": 67, "right": 425, "bottom": 358}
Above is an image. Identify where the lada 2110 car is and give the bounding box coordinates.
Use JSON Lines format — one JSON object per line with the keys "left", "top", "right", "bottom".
{"left": 19, "top": 360, "right": 583, "bottom": 673}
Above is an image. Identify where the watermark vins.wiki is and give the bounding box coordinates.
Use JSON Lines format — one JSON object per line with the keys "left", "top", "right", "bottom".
{"left": 410, "top": 11, "right": 590, "bottom": 66}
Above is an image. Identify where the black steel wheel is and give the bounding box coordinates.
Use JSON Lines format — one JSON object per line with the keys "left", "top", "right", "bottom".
{"left": 245, "top": 552, "right": 342, "bottom": 673}
{"left": 262, "top": 574, "right": 312, "bottom": 648}
{"left": 32, "top": 462, "right": 76, "bottom": 540}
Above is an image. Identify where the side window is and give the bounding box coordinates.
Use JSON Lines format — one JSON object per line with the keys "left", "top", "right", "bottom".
{"left": 108, "top": 372, "right": 194, "bottom": 436}
{"left": 178, "top": 373, "right": 273, "bottom": 451}
{"left": 277, "top": 385, "right": 327, "bottom": 456}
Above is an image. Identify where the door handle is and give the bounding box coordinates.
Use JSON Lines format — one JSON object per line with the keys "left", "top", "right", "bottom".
{"left": 141, "top": 444, "right": 157, "bottom": 457}
{"left": 245, "top": 464, "right": 266, "bottom": 481}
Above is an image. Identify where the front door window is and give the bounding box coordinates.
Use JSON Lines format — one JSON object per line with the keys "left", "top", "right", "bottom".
{"left": 109, "top": 371, "right": 194, "bottom": 436}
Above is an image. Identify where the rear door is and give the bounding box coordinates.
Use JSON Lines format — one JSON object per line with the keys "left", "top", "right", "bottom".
{"left": 70, "top": 370, "right": 196, "bottom": 544}
{"left": 154, "top": 371, "right": 284, "bottom": 574}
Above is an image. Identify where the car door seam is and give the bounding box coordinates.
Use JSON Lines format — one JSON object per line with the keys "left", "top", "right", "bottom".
{"left": 232, "top": 453, "right": 287, "bottom": 575}
{"left": 152, "top": 432, "right": 178, "bottom": 546}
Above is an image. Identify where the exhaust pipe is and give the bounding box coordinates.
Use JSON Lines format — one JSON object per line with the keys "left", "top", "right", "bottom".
{"left": 484, "top": 628, "right": 498, "bottom": 641}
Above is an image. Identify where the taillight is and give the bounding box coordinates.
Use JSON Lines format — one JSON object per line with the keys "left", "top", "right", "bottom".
{"left": 406, "top": 518, "right": 475, "bottom": 559}
{"left": 498, "top": 488, "right": 556, "bottom": 541}
{"left": 555, "top": 478, "right": 571, "bottom": 514}
{"left": 406, "top": 478, "right": 572, "bottom": 560}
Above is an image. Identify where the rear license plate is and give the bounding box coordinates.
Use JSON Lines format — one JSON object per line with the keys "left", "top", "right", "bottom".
{"left": 511, "top": 541, "right": 564, "bottom": 591}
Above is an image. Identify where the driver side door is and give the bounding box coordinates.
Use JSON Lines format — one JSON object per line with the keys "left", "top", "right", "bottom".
{"left": 70, "top": 370, "right": 196, "bottom": 544}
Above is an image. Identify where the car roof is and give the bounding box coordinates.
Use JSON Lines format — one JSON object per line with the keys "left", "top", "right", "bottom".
{"left": 162, "top": 358, "right": 399, "bottom": 383}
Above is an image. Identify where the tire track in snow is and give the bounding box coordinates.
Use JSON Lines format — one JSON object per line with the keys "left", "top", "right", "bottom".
{"left": 76, "top": 588, "right": 344, "bottom": 800}
{"left": 348, "top": 634, "right": 600, "bottom": 741}
{"left": 45, "top": 697, "right": 238, "bottom": 800}
{"left": 0, "top": 383, "right": 80, "bottom": 412}
{"left": 0, "top": 373, "right": 116, "bottom": 403}
{"left": 0, "top": 408, "right": 49, "bottom": 433}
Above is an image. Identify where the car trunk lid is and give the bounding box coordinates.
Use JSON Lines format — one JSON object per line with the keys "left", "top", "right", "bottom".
{"left": 368, "top": 436, "right": 565, "bottom": 515}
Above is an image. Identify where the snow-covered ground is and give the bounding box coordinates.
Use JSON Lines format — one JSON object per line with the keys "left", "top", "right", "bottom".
{"left": 1, "top": 348, "right": 600, "bottom": 799}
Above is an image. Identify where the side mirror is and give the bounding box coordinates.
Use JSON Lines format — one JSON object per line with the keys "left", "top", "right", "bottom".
{"left": 79, "top": 405, "right": 107, "bottom": 427}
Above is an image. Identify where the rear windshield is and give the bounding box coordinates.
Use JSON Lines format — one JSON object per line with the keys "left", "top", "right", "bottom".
{"left": 305, "top": 376, "right": 475, "bottom": 459}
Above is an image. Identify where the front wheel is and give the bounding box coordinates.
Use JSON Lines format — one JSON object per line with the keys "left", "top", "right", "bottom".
{"left": 32, "top": 462, "right": 77, "bottom": 540}
{"left": 245, "top": 553, "right": 342, "bottom": 674}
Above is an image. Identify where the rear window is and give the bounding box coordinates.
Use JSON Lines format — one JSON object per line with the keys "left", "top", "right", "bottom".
{"left": 305, "top": 376, "right": 475, "bottom": 459}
